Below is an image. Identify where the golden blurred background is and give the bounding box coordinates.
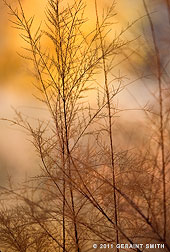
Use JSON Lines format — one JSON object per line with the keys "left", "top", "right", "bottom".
{"left": 0, "top": 0, "right": 168, "bottom": 182}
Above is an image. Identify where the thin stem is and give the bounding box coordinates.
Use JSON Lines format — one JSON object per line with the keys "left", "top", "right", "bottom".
{"left": 95, "top": 1, "right": 119, "bottom": 250}
{"left": 142, "top": 0, "right": 166, "bottom": 241}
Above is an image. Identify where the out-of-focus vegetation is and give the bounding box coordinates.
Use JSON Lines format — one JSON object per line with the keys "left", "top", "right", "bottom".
{"left": 0, "top": 0, "right": 170, "bottom": 252}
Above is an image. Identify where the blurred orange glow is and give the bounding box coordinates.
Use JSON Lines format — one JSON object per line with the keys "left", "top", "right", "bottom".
{"left": 0, "top": 0, "right": 147, "bottom": 180}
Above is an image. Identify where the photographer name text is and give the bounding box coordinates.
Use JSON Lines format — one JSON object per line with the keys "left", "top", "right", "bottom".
{"left": 93, "top": 243, "right": 165, "bottom": 249}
